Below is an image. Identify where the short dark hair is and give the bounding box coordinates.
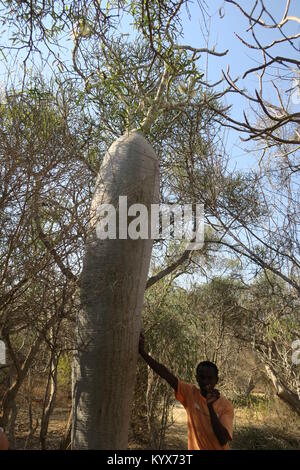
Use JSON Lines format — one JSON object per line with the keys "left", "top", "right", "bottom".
{"left": 196, "top": 361, "right": 219, "bottom": 380}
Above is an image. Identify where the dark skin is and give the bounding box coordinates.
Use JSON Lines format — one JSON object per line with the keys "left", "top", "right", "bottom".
{"left": 138, "top": 333, "right": 231, "bottom": 447}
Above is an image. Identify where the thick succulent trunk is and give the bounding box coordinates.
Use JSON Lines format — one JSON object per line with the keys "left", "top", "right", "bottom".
{"left": 72, "top": 131, "right": 159, "bottom": 449}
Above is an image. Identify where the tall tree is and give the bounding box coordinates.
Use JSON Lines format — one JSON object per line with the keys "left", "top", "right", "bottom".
{"left": 67, "top": 1, "right": 228, "bottom": 449}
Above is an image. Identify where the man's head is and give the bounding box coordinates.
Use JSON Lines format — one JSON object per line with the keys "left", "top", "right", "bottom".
{"left": 196, "top": 361, "right": 219, "bottom": 396}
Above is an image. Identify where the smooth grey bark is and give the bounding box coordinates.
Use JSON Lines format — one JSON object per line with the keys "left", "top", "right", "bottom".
{"left": 72, "top": 131, "right": 159, "bottom": 449}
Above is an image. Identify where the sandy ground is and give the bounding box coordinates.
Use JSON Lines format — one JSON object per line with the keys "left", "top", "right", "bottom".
{"left": 165, "top": 403, "right": 188, "bottom": 449}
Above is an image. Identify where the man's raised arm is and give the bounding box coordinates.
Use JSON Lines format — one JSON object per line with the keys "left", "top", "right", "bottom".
{"left": 138, "top": 333, "right": 178, "bottom": 391}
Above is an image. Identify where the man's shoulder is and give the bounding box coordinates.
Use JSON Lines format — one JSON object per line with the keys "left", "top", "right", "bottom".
{"left": 175, "top": 380, "right": 203, "bottom": 409}
{"left": 178, "top": 379, "right": 198, "bottom": 389}
{"left": 177, "top": 379, "right": 199, "bottom": 395}
{"left": 178, "top": 379, "right": 192, "bottom": 388}
{"left": 218, "top": 394, "right": 234, "bottom": 411}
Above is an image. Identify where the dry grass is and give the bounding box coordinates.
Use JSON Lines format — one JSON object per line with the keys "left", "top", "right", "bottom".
{"left": 9, "top": 390, "right": 300, "bottom": 450}
{"left": 230, "top": 393, "right": 300, "bottom": 450}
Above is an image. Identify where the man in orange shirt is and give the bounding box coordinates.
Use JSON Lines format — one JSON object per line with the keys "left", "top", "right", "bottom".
{"left": 138, "top": 333, "right": 234, "bottom": 450}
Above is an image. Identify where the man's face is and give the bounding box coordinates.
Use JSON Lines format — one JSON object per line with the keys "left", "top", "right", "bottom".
{"left": 196, "top": 365, "right": 217, "bottom": 395}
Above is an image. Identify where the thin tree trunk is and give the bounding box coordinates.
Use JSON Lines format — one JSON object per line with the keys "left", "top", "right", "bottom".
{"left": 40, "top": 347, "right": 59, "bottom": 449}
{"left": 72, "top": 131, "right": 159, "bottom": 449}
{"left": 0, "top": 314, "right": 60, "bottom": 429}
{"left": 8, "top": 399, "right": 17, "bottom": 449}
{"left": 24, "top": 368, "right": 39, "bottom": 449}
{"left": 59, "top": 408, "right": 72, "bottom": 450}
{"left": 264, "top": 364, "right": 300, "bottom": 416}
{"left": 245, "top": 374, "right": 255, "bottom": 397}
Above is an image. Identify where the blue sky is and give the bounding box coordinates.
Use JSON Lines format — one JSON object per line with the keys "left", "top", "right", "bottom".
{"left": 177, "top": 0, "right": 300, "bottom": 172}
{"left": 1, "top": 1, "right": 298, "bottom": 175}
{"left": 1, "top": 1, "right": 298, "bottom": 188}
{"left": 1, "top": 2, "right": 299, "bottom": 179}
{"left": 112, "top": 0, "right": 299, "bottom": 173}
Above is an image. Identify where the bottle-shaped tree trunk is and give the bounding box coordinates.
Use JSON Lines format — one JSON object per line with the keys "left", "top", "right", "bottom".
{"left": 72, "top": 131, "right": 159, "bottom": 449}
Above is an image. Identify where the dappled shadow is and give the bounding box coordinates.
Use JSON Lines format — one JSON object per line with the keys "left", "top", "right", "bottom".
{"left": 231, "top": 425, "right": 300, "bottom": 450}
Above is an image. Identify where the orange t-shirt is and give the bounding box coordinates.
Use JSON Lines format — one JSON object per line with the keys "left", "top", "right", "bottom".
{"left": 175, "top": 380, "right": 234, "bottom": 450}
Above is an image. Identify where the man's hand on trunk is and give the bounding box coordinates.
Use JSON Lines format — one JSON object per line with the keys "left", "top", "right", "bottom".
{"left": 138, "top": 332, "right": 145, "bottom": 354}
